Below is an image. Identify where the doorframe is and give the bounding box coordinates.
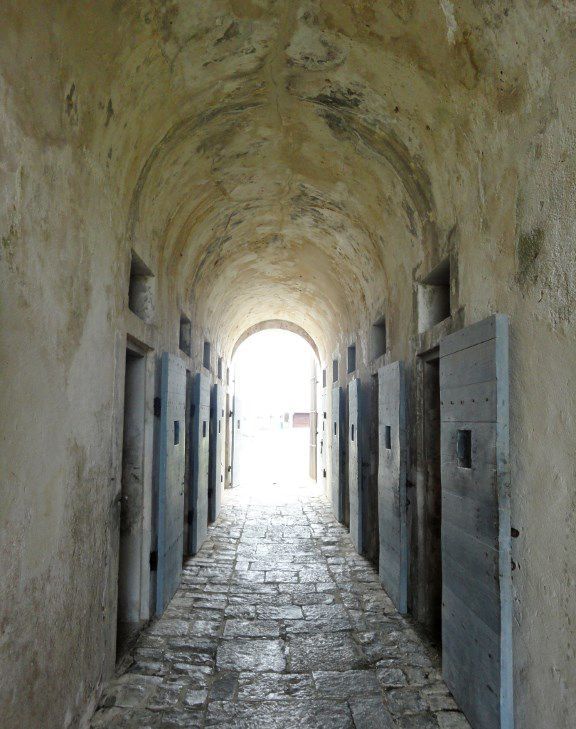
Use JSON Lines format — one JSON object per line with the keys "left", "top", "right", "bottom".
{"left": 410, "top": 312, "right": 463, "bottom": 625}
{"left": 126, "top": 336, "right": 155, "bottom": 624}
{"left": 414, "top": 345, "right": 442, "bottom": 639}
{"left": 114, "top": 334, "right": 155, "bottom": 661}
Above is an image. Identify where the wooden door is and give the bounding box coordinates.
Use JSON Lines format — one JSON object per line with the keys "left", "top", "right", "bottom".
{"left": 188, "top": 371, "right": 210, "bottom": 555}
{"left": 155, "top": 352, "right": 186, "bottom": 614}
{"left": 348, "top": 378, "right": 363, "bottom": 553}
{"left": 378, "top": 361, "right": 408, "bottom": 613}
{"left": 208, "top": 382, "right": 223, "bottom": 522}
{"left": 440, "top": 314, "right": 512, "bottom": 729}
{"left": 319, "top": 389, "right": 328, "bottom": 486}
{"left": 331, "top": 385, "right": 344, "bottom": 522}
{"left": 232, "top": 394, "right": 243, "bottom": 488}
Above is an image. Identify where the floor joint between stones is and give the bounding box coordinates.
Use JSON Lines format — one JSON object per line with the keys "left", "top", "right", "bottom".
{"left": 91, "top": 483, "right": 470, "bottom": 729}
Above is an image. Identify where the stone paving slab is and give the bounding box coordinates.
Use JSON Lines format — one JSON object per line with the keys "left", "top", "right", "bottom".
{"left": 91, "top": 483, "right": 471, "bottom": 729}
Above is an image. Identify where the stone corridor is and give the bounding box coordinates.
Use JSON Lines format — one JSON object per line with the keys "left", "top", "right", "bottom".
{"left": 90, "top": 484, "right": 470, "bottom": 729}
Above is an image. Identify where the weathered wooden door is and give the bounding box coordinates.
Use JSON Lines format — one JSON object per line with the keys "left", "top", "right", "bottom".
{"left": 440, "top": 315, "right": 512, "bottom": 729}
{"left": 319, "top": 389, "right": 328, "bottom": 487}
{"left": 378, "top": 361, "right": 408, "bottom": 613}
{"left": 348, "top": 378, "right": 363, "bottom": 553}
{"left": 331, "top": 385, "right": 344, "bottom": 522}
{"left": 188, "top": 371, "right": 210, "bottom": 555}
{"left": 232, "top": 394, "right": 243, "bottom": 488}
{"left": 208, "top": 382, "right": 223, "bottom": 522}
{"left": 155, "top": 352, "right": 186, "bottom": 615}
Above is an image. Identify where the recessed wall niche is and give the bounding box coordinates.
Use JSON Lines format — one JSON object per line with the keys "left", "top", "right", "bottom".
{"left": 128, "top": 250, "right": 155, "bottom": 323}
{"left": 417, "top": 258, "right": 451, "bottom": 333}
{"left": 371, "top": 316, "right": 387, "bottom": 360}
{"left": 179, "top": 316, "right": 191, "bottom": 356}
{"left": 203, "top": 341, "right": 211, "bottom": 370}
{"left": 347, "top": 344, "right": 357, "bottom": 374}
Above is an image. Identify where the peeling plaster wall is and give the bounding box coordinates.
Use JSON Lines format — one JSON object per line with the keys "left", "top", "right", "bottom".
{"left": 0, "top": 51, "right": 123, "bottom": 727}
{"left": 1, "top": 1, "right": 576, "bottom": 727}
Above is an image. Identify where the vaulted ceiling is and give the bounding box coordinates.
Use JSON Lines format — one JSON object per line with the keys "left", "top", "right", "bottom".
{"left": 7, "top": 0, "right": 567, "bottom": 358}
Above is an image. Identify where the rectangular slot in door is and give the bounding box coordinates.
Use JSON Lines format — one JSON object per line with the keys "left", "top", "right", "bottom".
{"left": 385, "top": 425, "right": 392, "bottom": 450}
{"left": 456, "top": 429, "right": 472, "bottom": 468}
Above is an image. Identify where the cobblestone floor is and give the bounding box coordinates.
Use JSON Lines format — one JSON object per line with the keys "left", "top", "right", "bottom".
{"left": 91, "top": 482, "right": 470, "bottom": 729}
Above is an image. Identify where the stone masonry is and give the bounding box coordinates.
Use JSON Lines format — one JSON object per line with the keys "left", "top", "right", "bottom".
{"left": 90, "top": 483, "right": 470, "bottom": 729}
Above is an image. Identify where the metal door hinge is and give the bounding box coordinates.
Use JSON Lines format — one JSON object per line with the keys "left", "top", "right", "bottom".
{"left": 154, "top": 397, "right": 161, "bottom": 418}
{"left": 149, "top": 550, "right": 158, "bottom": 571}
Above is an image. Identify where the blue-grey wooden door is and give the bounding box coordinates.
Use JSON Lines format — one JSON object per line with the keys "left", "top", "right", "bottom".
{"left": 331, "top": 385, "right": 344, "bottom": 523}
{"left": 232, "top": 395, "right": 243, "bottom": 488}
{"left": 208, "top": 382, "right": 224, "bottom": 522}
{"left": 319, "top": 389, "right": 328, "bottom": 487}
{"left": 348, "top": 378, "right": 363, "bottom": 553}
{"left": 377, "top": 361, "right": 408, "bottom": 613}
{"left": 440, "top": 314, "right": 512, "bottom": 729}
{"left": 188, "top": 371, "right": 210, "bottom": 555}
{"left": 155, "top": 352, "right": 186, "bottom": 615}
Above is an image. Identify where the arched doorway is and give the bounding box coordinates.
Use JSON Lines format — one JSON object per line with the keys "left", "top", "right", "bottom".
{"left": 229, "top": 327, "right": 320, "bottom": 497}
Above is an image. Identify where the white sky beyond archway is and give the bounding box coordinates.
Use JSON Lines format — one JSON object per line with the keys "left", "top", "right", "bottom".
{"left": 233, "top": 329, "right": 315, "bottom": 421}
{"left": 232, "top": 329, "right": 316, "bottom": 492}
